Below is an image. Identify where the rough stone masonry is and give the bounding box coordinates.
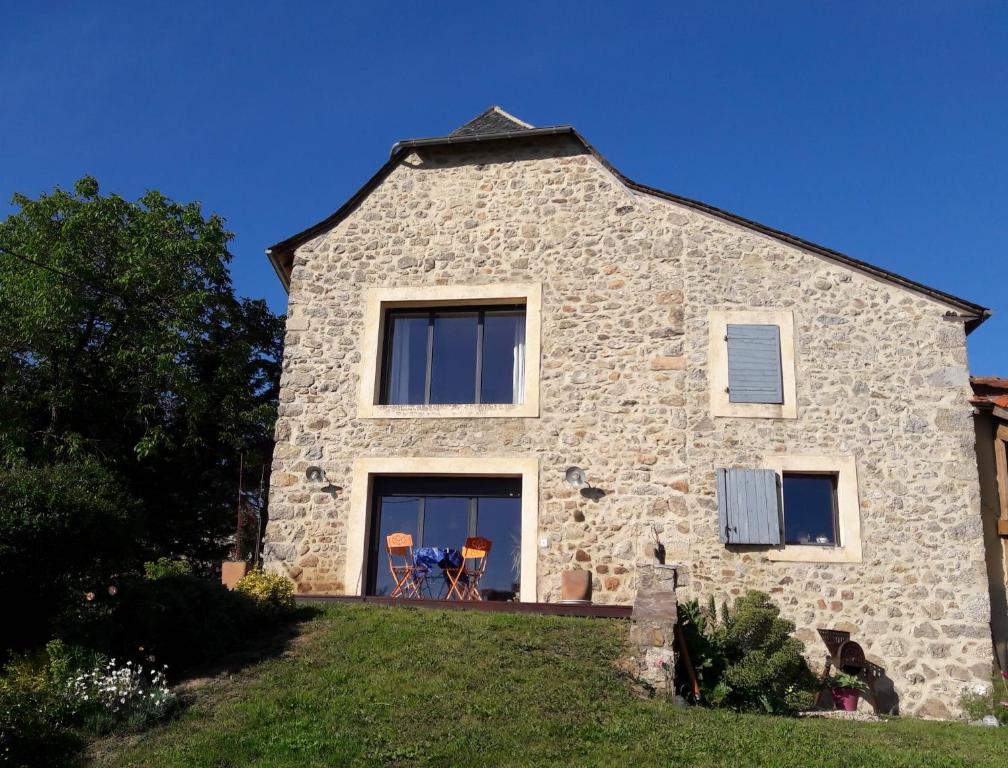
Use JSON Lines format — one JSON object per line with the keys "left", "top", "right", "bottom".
{"left": 264, "top": 133, "right": 992, "bottom": 717}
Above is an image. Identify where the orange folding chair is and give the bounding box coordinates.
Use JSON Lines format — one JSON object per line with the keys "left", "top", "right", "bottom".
{"left": 445, "top": 536, "right": 492, "bottom": 601}
{"left": 386, "top": 532, "right": 425, "bottom": 598}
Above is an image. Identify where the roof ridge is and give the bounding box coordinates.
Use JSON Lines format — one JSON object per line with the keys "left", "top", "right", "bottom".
{"left": 265, "top": 121, "right": 990, "bottom": 330}
{"left": 488, "top": 106, "right": 534, "bottom": 129}
{"left": 449, "top": 106, "right": 535, "bottom": 137}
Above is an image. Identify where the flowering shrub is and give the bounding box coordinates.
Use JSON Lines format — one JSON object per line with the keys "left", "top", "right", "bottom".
{"left": 143, "top": 557, "right": 192, "bottom": 580}
{"left": 235, "top": 569, "right": 295, "bottom": 616}
{"left": 68, "top": 658, "right": 175, "bottom": 733}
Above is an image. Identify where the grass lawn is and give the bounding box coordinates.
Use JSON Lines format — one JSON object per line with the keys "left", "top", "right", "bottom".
{"left": 92, "top": 602, "right": 1007, "bottom": 768}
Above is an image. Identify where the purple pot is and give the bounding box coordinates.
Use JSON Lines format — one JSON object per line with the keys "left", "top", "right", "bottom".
{"left": 831, "top": 687, "right": 859, "bottom": 712}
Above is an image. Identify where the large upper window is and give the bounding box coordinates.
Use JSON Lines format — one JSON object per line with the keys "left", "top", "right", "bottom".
{"left": 381, "top": 306, "right": 526, "bottom": 406}
{"left": 357, "top": 284, "right": 541, "bottom": 418}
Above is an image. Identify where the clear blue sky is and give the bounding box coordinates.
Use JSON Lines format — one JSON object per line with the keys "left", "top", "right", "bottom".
{"left": 2, "top": 2, "right": 1005, "bottom": 373}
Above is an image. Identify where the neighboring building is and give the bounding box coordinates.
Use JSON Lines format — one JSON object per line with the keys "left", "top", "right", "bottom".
{"left": 971, "top": 376, "right": 1008, "bottom": 675}
{"left": 264, "top": 106, "right": 995, "bottom": 717}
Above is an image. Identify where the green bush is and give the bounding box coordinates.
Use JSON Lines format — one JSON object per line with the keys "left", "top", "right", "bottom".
{"left": 959, "top": 680, "right": 1008, "bottom": 725}
{"left": 676, "top": 597, "right": 728, "bottom": 701}
{"left": 0, "top": 679, "right": 80, "bottom": 768}
{"left": 0, "top": 644, "right": 84, "bottom": 768}
{"left": 56, "top": 575, "right": 263, "bottom": 676}
{"left": 677, "top": 591, "right": 817, "bottom": 714}
{"left": 0, "top": 458, "right": 138, "bottom": 653}
{"left": 143, "top": 557, "right": 192, "bottom": 580}
{"left": 235, "top": 569, "right": 296, "bottom": 616}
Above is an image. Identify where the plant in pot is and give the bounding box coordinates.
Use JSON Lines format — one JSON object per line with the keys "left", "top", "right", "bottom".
{"left": 828, "top": 671, "right": 868, "bottom": 712}
{"left": 222, "top": 504, "right": 260, "bottom": 589}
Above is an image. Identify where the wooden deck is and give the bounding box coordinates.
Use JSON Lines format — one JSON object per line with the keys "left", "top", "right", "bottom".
{"left": 296, "top": 594, "right": 633, "bottom": 619}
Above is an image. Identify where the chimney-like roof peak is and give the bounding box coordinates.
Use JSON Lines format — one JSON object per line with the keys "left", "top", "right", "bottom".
{"left": 449, "top": 106, "right": 535, "bottom": 137}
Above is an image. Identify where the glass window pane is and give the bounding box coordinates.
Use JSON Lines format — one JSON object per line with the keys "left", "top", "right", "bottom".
{"left": 475, "top": 497, "right": 522, "bottom": 599}
{"left": 371, "top": 496, "right": 420, "bottom": 596}
{"left": 421, "top": 497, "right": 471, "bottom": 549}
{"left": 782, "top": 475, "right": 838, "bottom": 546}
{"left": 385, "top": 314, "right": 429, "bottom": 404}
{"left": 481, "top": 311, "right": 525, "bottom": 404}
{"left": 429, "top": 313, "right": 478, "bottom": 404}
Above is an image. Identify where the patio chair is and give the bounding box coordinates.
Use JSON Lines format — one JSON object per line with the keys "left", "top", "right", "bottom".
{"left": 445, "top": 536, "right": 492, "bottom": 601}
{"left": 386, "top": 532, "right": 425, "bottom": 599}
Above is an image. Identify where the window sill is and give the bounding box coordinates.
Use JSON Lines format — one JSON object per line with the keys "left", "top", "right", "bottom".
{"left": 767, "top": 545, "right": 862, "bottom": 564}
{"left": 357, "top": 402, "right": 539, "bottom": 419}
{"left": 712, "top": 402, "right": 797, "bottom": 420}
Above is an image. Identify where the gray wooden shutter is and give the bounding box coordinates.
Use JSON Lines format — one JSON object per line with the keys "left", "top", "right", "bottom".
{"left": 726, "top": 324, "right": 783, "bottom": 404}
{"left": 716, "top": 468, "right": 781, "bottom": 545}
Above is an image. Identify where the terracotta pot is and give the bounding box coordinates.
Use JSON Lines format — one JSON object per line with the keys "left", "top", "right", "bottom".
{"left": 830, "top": 687, "right": 859, "bottom": 712}
{"left": 561, "top": 570, "right": 592, "bottom": 602}
{"left": 221, "top": 560, "right": 250, "bottom": 590}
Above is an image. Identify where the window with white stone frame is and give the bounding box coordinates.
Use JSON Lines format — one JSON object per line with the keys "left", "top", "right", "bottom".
{"left": 708, "top": 309, "right": 797, "bottom": 419}
{"left": 769, "top": 455, "right": 862, "bottom": 563}
{"left": 380, "top": 306, "right": 526, "bottom": 406}
{"left": 357, "top": 284, "right": 541, "bottom": 418}
{"left": 715, "top": 456, "right": 861, "bottom": 563}
{"left": 345, "top": 456, "right": 540, "bottom": 601}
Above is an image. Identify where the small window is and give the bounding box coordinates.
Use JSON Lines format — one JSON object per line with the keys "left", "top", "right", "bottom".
{"left": 781, "top": 473, "right": 839, "bottom": 546}
{"left": 381, "top": 306, "right": 526, "bottom": 405}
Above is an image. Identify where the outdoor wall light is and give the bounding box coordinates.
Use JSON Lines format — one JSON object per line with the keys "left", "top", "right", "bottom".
{"left": 564, "top": 466, "right": 606, "bottom": 502}
{"left": 305, "top": 466, "right": 343, "bottom": 494}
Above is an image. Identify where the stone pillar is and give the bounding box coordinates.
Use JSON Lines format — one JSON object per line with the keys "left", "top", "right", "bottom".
{"left": 628, "top": 563, "right": 679, "bottom": 693}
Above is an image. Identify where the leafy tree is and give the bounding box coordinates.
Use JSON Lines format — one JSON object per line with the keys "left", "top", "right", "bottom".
{"left": 0, "top": 177, "right": 282, "bottom": 647}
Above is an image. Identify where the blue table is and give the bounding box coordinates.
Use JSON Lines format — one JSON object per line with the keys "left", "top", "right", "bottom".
{"left": 413, "top": 547, "right": 464, "bottom": 598}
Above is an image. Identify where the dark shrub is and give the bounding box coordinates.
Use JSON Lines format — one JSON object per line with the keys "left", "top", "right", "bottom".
{"left": 0, "top": 649, "right": 82, "bottom": 768}
{"left": 0, "top": 459, "right": 139, "bottom": 654}
{"left": 717, "top": 591, "right": 817, "bottom": 713}
{"left": 0, "top": 685, "right": 81, "bottom": 768}
{"left": 677, "top": 591, "right": 817, "bottom": 714}
{"left": 56, "top": 575, "right": 263, "bottom": 676}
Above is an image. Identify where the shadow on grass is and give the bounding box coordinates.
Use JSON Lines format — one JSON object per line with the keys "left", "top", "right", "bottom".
{"left": 173, "top": 605, "right": 321, "bottom": 691}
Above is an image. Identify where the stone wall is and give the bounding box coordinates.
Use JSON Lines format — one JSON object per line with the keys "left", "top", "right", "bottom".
{"left": 265, "top": 135, "right": 991, "bottom": 716}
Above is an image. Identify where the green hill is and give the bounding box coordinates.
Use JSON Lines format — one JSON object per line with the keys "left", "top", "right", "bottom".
{"left": 93, "top": 602, "right": 1007, "bottom": 768}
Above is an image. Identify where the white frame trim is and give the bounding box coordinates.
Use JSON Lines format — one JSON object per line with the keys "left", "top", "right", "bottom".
{"left": 346, "top": 456, "right": 540, "bottom": 601}
{"left": 357, "top": 283, "right": 542, "bottom": 418}
{"left": 709, "top": 309, "right": 797, "bottom": 419}
{"left": 765, "top": 454, "right": 863, "bottom": 563}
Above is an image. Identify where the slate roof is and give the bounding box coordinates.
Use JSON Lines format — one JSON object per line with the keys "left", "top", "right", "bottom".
{"left": 266, "top": 107, "right": 991, "bottom": 332}
{"left": 449, "top": 106, "right": 534, "bottom": 137}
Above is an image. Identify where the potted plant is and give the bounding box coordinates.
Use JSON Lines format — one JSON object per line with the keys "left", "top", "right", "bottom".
{"left": 222, "top": 504, "right": 260, "bottom": 590}
{"left": 829, "top": 671, "right": 868, "bottom": 712}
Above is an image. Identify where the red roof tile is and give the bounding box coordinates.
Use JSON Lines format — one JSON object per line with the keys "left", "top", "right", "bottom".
{"left": 970, "top": 376, "right": 1008, "bottom": 408}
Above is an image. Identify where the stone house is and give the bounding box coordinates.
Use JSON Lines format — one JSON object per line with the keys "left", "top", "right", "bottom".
{"left": 263, "top": 106, "right": 996, "bottom": 717}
